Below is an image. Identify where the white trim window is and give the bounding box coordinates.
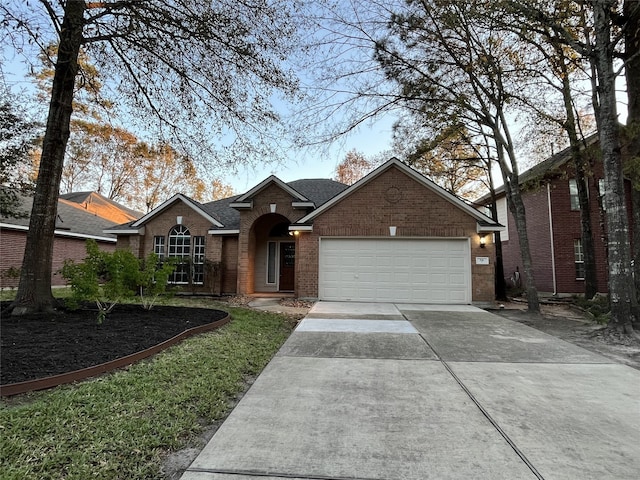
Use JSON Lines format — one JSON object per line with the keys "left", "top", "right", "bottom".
{"left": 569, "top": 179, "right": 580, "bottom": 210}
{"left": 574, "top": 239, "right": 585, "bottom": 280}
{"left": 168, "top": 225, "right": 191, "bottom": 284}
{"left": 192, "top": 236, "right": 205, "bottom": 285}
{"left": 153, "top": 236, "right": 165, "bottom": 261}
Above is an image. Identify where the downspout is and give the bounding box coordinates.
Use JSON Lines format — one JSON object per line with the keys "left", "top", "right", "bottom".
{"left": 547, "top": 183, "right": 557, "bottom": 296}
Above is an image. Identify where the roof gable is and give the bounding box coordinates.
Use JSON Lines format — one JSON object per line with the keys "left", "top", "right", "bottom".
{"left": 479, "top": 133, "right": 600, "bottom": 202}
{"left": 294, "top": 158, "right": 501, "bottom": 229}
{"left": 60, "top": 191, "right": 142, "bottom": 224}
{"left": 230, "top": 175, "right": 312, "bottom": 209}
{"left": 1, "top": 190, "right": 119, "bottom": 242}
{"left": 132, "top": 194, "right": 224, "bottom": 229}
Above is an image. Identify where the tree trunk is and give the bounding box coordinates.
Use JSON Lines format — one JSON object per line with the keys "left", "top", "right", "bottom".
{"left": 489, "top": 198, "right": 507, "bottom": 301}
{"left": 504, "top": 177, "right": 540, "bottom": 312}
{"left": 592, "top": 0, "right": 636, "bottom": 331}
{"left": 625, "top": 0, "right": 640, "bottom": 308}
{"left": 557, "top": 55, "right": 598, "bottom": 299}
{"left": 11, "top": 3, "right": 85, "bottom": 315}
{"left": 576, "top": 160, "right": 598, "bottom": 299}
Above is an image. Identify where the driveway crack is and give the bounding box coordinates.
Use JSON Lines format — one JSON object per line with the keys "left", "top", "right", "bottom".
{"left": 416, "top": 332, "right": 546, "bottom": 480}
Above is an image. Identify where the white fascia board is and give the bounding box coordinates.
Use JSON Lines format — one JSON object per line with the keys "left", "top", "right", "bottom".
{"left": 235, "top": 175, "right": 310, "bottom": 203}
{"left": 105, "top": 228, "right": 141, "bottom": 235}
{"left": 2, "top": 222, "right": 117, "bottom": 242}
{"left": 56, "top": 231, "right": 117, "bottom": 242}
{"left": 292, "top": 201, "right": 315, "bottom": 209}
{"left": 477, "top": 223, "right": 505, "bottom": 233}
{"left": 132, "top": 193, "right": 224, "bottom": 228}
{"left": 208, "top": 229, "right": 240, "bottom": 235}
{"left": 0, "top": 222, "right": 28, "bottom": 231}
{"left": 229, "top": 201, "right": 253, "bottom": 209}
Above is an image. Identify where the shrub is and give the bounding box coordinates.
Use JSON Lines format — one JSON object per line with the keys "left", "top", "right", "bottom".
{"left": 62, "top": 240, "right": 140, "bottom": 323}
{"left": 138, "top": 253, "right": 176, "bottom": 310}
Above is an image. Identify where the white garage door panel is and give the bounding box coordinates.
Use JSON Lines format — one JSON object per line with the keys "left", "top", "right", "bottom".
{"left": 319, "top": 238, "right": 471, "bottom": 304}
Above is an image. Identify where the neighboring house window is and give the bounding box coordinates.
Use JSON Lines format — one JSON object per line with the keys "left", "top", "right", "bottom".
{"left": 153, "top": 236, "right": 165, "bottom": 260}
{"left": 267, "top": 241, "right": 277, "bottom": 284}
{"left": 598, "top": 179, "right": 607, "bottom": 211}
{"left": 192, "top": 236, "right": 205, "bottom": 285}
{"left": 574, "top": 239, "right": 585, "bottom": 280}
{"left": 168, "top": 225, "right": 191, "bottom": 284}
{"left": 569, "top": 179, "right": 580, "bottom": 210}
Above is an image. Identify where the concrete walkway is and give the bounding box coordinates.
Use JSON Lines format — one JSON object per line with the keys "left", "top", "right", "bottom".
{"left": 181, "top": 302, "right": 640, "bottom": 480}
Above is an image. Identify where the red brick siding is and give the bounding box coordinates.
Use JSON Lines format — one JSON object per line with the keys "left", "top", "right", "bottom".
{"left": 501, "top": 159, "right": 630, "bottom": 294}
{"left": 296, "top": 167, "right": 495, "bottom": 302}
{"left": 236, "top": 184, "right": 307, "bottom": 294}
{"left": 0, "top": 228, "right": 115, "bottom": 288}
{"left": 137, "top": 201, "right": 220, "bottom": 293}
{"left": 221, "top": 236, "right": 238, "bottom": 294}
{"left": 0, "top": 229, "right": 25, "bottom": 287}
{"left": 501, "top": 185, "right": 554, "bottom": 292}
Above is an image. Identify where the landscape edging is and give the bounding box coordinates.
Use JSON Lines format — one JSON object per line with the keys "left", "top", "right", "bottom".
{"left": 0, "top": 313, "right": 231, "bottom": 397}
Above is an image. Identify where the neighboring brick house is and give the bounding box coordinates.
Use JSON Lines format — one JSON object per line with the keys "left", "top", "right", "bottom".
{"left": 109, "top": 158, "right": 502, "bottom": 304}
{"left": 0, "top": 191, "right": 141, "bottom": 288}
{"left": 483, "top": 136, "right": 633, "bottom": 296}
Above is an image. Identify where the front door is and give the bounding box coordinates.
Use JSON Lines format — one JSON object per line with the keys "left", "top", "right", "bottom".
{"left": 279, "top": 242, "right": 295, "bottom": 291}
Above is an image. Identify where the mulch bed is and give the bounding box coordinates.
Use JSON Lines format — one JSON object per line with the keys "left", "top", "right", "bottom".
{"left": 1, "top": 303, "right": 227, "bottom": 385}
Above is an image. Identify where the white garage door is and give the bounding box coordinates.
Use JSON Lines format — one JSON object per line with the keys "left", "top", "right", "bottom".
{"left": 319, "top": 238, "right": 471, "bottom": 303}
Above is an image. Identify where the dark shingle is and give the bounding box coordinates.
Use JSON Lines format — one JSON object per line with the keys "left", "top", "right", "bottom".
{"left": 1, "top": 191, "right": 121, "bottom": 239}
{"left": 287, "top": 179, "right": 348, "bottom": 206}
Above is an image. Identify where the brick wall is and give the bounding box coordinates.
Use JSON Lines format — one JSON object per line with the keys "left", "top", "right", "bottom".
{"left": 221, "top": 236, "right": 238, "bottom": 294}
{"left": 296, "top": 167, "right": 495, "bottom": 302}
{"left": 500, "top": 184, "right": 554, "bottom": 292}
{"left": 0, "top": 228, "right": 115, "bottom": 288}
{"left": 501, "top": 159, "right": 629, "bottom": 295}
{"left": 137, "top": 201, "right": 220, "bottom": 293}
{"left": 236, "top": 184, "right": 307, "bottom": 294}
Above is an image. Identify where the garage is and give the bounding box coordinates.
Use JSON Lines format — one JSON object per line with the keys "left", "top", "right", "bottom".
{"left": 319, "top": 238, "right": 471, "bottom": 303}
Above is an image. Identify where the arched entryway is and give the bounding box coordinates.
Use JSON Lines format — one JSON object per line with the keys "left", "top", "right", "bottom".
{"left": 249, "top": 214, "right": 295, "bottom": 293}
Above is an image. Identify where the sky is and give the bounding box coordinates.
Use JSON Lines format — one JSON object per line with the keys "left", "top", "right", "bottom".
{"left": 221, "top": 116, "right": 397, "bottom": 193}
{"left": 1, "top": 41, "right": 397, "bottom": 197}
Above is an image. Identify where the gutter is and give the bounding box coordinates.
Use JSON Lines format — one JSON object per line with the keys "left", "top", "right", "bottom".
{"left": 1, "top": 223, "right": 116, "bottom": 243}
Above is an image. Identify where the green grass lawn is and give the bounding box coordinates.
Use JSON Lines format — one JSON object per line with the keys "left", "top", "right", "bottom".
{"left": 0, "top": 302, "right": 295, "bottom": 480}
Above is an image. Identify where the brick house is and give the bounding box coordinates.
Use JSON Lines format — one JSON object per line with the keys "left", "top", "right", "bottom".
{"left": 484, "top": 136, "right": 633, "bottom": 296}
{"left": 109, "top": 158, "right": 502, "bottom": 304}
{"left": 0, "top": 191, "right": 140, "bottom": 288}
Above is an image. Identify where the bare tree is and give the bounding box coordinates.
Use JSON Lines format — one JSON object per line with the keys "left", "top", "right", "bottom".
{"left": 496, "top": 2, "right": 601, "bottom": 300}
{"left": 0, "top": 89, "right": 40, "bottom": 218}
{"left": 520, "top": 0, "right": 638, "bottom": 330}
{"left": 334, "top": 149, "right": 374, "bottom": 185}
{"left": 399, "top": 124, "right": 486, "bottom": 200}
{"left": 1, "top": 0, "right": 301, "bottom": 314}
{"left": 374, "top": 1, "right": 541, "bottom": 311}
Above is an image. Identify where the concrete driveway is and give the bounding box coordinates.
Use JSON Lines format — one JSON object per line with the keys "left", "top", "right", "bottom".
{"left": 181, "top": 302, "right": 640, "bottom": 480}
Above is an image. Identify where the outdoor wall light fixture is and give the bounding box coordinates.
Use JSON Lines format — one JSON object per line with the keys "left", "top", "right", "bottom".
{"left": 289, "top": 230, "right": 300, "bottom": 236}
{"left": 479, "top": 234, "right": 487, "bottom": 248}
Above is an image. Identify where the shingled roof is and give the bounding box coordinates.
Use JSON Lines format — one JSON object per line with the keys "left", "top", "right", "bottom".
{"left": 475, "top": 133, "right": 600, "bottom": 205}
{"left": 1, "top": 190, "right": 125, "bottom": 241}
{"left": 201, "top": 178, "right": 348, "bottom": 230}
{"left": 60, "top": 191, "right": 142, "bottom": 224}
{"left": 105, "top": 178, "right": 349, "bottom": 233}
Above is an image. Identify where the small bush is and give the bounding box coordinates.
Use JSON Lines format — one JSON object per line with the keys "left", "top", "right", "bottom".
{"left": 572, "top": 294, "right": 610, "bottom": 324}
{"left": 62, "top": 242, "right": 178, "bottom": 322}
{"left": 138, "top": 253, "right": 176, "bottom": 310}
{"left": 62, "top": 240, "right": 141, "bottom": 323}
